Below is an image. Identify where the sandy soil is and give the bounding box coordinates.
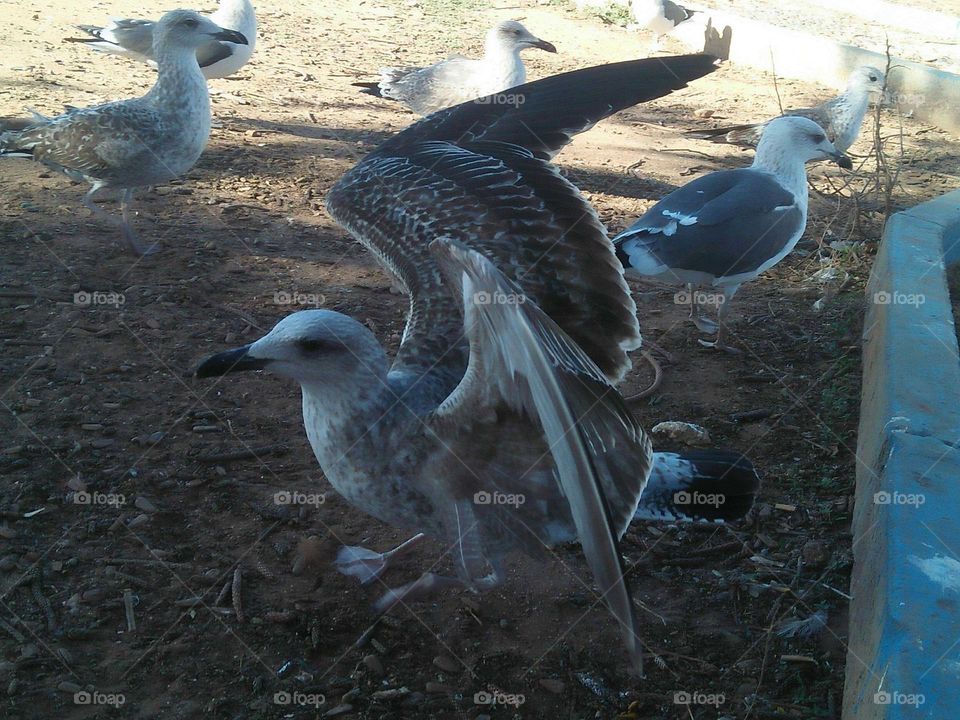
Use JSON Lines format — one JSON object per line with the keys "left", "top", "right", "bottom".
{"left": 1, "top": 0, "right": 958, "bottom": 719}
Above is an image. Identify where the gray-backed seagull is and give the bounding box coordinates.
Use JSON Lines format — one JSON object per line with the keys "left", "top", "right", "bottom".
{"left": 66, "top": 0, "right": 256, "bottom": 80}
{"left": 630, "top": 0, "right": 697, "bottom": 48}
{"left": 2, "top": 10, "right": 248, "bottom": 255}
{"left": 616, "top": 116, "right": 850, "bottom": 353}
{"left": 687, "top": 66, "right": 885, "bottom": 153}
{"left": 196, "top": 54, "right": 761, "bottom": 674}
{"left": 352, "top": 20, "right": 557, "bottom": 116}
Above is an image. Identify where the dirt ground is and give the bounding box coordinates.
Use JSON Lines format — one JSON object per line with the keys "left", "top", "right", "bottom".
{"left": 1, "top": 0, "right": 959, "bottom": 718}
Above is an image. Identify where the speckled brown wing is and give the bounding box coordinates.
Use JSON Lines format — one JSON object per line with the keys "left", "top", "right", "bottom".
{"left": 3, "top": 103, "right": 158, "bottom": 183}
{"left": 326, "top": 139, "right": 640, "bottom": 388}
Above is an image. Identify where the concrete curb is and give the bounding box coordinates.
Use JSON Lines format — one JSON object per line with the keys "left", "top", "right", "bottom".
{"left": 845, "top": 189, "right": 960, "bottom": 719}
{"left": 662, "top": 9, "right": 960, "bottom": 137}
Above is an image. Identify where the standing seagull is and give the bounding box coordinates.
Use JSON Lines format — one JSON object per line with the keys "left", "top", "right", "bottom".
{"left": 630, "top": 0, "right": 697, "bottom": 48}
{"left": 1, "top": 10, "right": 248, "bottom": 255}
{"left": 616, "top": 116, "right": 850, "bottom": 352}
{"left": 352, "top": 20, "right": 557, "bottom": 116}
{"left": 686, "top": 66, "right": 885, "bottom": 153}
{"left": 196, "top": 55, "right": 761, "bottom": 673}
{"left": 66, "top": 0, "right": 256, "bottom": 79}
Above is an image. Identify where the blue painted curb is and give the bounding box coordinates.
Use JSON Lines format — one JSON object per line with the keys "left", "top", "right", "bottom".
{"left": 845, "top": 190, "right": 960, "bottom": 719}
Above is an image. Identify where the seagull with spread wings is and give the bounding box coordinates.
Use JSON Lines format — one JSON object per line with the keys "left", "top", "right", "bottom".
{"left": 196, "top": 55, "right": 760, "bottom": 673}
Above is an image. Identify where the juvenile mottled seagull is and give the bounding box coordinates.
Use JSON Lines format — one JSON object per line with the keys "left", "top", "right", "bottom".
{"left": 616, "top": 116, "right": 850, "bottom": 352}
{"left": 66, "top": 0, "right": 256, "bottom": 79}
{"left": 1, "top": 10, "right": 248, "bottom": 255}
{"left": 630, "top": 0, "right": 697, "bottom": 48}
{"left": 687, "top": 66, "right": 885, "bottom": 153}
{"left": 196, "top": 55, "right": 761, "bottom": 674}
{"left": 352, "top": 20, "right": 557, "bottom": 116}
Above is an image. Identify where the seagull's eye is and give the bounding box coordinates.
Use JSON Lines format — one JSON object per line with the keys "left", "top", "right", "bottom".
{"left": 183, "top": 17, "right": 199, "bottom": 28}
{"left": 869, "top": 74, "right": 878, "bottom": 81}
{"left": 297, "top": 338, "right": 329, "bottom": 354}
{"left": 810, "top": 132, "right": 826, "bottom": 144}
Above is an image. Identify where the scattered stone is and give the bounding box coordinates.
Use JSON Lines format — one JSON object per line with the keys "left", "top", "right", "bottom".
{"left": 127, "top": 514, "right": 150, "bottom": 528}
{"left": 651, "top": 421, "right": 711, "bottom": 446}
{"left": 539, "top": 678, "right": 564, "bottom": 694}
{"left": 801, "top": 539, "right": 829, "bottom": 567}
{"left": 432, "top": 655, "right": 457, "bottom": 673}
{"left": 362, "top": 654, "right": 384, "bottom": 677}
{"left": 134, "top": 497, "right": 158, "bottom": 513}
{"left": 371, "top": 687, "right": 409, "bottom": 701}
{"left": 425, "top": 681, "right": 452, "bottom": 694}
{"left": 323, "top": 704, "right": 353, "bottom": 717}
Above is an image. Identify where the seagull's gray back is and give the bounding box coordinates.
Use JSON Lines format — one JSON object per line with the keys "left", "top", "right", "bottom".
{"left": 617, "top": 167, "right": 805, "bottom": 283}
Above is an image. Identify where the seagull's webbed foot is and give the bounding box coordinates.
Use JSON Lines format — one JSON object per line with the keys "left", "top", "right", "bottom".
{"left": 697, "top": 337, "right": 742, "bottom": 354}
{"left": 121, "top": 221, "right": 159, "bottom": 256}
{"left": 336, "top": 533, "right": 425, "bottom": 585}
{"left": 373, "top": 568, "right": 502, "bottom": 615}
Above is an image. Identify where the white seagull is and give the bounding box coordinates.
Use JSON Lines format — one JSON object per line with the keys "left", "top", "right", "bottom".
{"left": 196, "top": 55, "right": 761, "bottom": 674}
{"left": 687, "top": 66, "right": 886, "bottom": 153}
{"left": 2, "top": 10, "right": 248, "bottom": 255}
{"left": 615, "top": 116, "right": 850, "bottom": 352}
{"left": 67, "top": 0, "right": 256, "bottom": 80}
{"left": 630, "top": 0, "right": 698, "bottom": 48}
{"left": 353, "top": 20, "right": 557, "bottom": 116}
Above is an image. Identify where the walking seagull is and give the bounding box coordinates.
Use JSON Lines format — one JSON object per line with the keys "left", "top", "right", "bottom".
{"left": 66, "top": 0, "right": 256, "bottom": 79}
{"left": 630, "top": 0, "right": 698, "bottom": 48}
{"left": 352, "top": 20, "right": 557, "bottom": 116}
{"left": 686, "top": 66, "right": 885, "bottom": 153}
{"left": 196, "top": 54, "right": 761, "bottom": 674}
{"left": 2, "top": 10, "right": 247, "bottom": 255}
{"left": 615, "top": 116, "right": 850, "bottom": 352}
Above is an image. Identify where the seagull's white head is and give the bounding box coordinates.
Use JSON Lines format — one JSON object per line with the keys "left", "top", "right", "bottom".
{"left": 195, "top": 310, "right": 388, "bottom": 386}
{"left": 487, "top": 20, "right": 557, "bottom": 55}
{"left": 847, "top": 66, "right": 885, "bottom": 94}
{"left": 758, "top": 116, "right": 851, "bottom": 168}
{"left": 154, "top": 8, "right": 249, "bottom": 50}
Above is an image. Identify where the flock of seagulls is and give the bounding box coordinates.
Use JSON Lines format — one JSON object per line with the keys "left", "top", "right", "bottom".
{"left": 1, "top": 2, "right": 884, "bottom": 671}
{"left": 66, "top": 0, "right": 257, "bottom": 79}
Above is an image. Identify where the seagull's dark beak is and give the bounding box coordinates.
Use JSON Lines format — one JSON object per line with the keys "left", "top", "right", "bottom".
{"left": 531, "top": 38, "right": 557, "bottom": 53}
{"left": 210, "top": 28, "right": 248, "bottom": 45}
{"left": 195, "top": 345, "right": 268, "bottom": 377}
{"left": 834, "top": 152, "right": 853, "bottom": 170}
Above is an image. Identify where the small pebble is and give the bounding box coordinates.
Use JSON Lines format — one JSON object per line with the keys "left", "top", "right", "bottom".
{"left": 425, "top": 681, "right": 452, "bottom": 694}
{"left": 362, "top": 654, "right": 384, "bottom": 677}
{"left": 127, "top": 513, "right": 150, "bottom": 528}
{"left": 371, "top": 687, "right": 409, "bottom": 701}
{"left": 540, "top": 678, "right": 565, "bottom": 694}
{"left": 57, "top": 681, "right": 82, "bottom": 694}
{"left": 432, "top": 655, "right": 458, "bottom": 673}
{"left": 134, "top": 496, "right": 158, "bottom": 513}
{"left": 323, "top": 704, "right": 353, "bottom": 717}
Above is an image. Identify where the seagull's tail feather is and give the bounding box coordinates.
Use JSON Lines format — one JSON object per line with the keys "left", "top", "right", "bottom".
{"left": 634, "top": 450, "right": 760, "bottom": 523}
{"left": 63, "top": 25, "right": 117, "bottom": 50}
{"left": 352, "top": 82, "right": 384, "bottom": 98}
{"left": 684, "top": 123, "right": 763, "bottom": 146}
{"left": 0, "top": 127, "right": 40, "bottom": 158}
